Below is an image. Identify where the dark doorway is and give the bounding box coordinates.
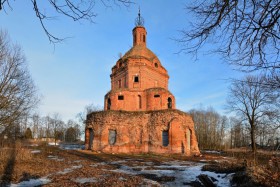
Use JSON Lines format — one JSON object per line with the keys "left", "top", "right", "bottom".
{"left": 138, "top": 95, "right": 142, "bottom": 109}
{"left": 89, "top": 129, "right": 94, "bottom": 150}
{"left": 107, "top": 98, "right": 111, "bottom": 110}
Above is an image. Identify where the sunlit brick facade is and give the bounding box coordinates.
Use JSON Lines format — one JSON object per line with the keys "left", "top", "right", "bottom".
{"left": 85, "top": 13, "right": 200, "bottom": 155}
{"left": 104, "top": 25, "right": 175, "bottom": 111}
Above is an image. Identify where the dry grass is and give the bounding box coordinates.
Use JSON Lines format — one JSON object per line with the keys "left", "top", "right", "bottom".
{"left": 206, "top": 148, "right": 280, "bottom": 187}
{"left": 0, "top": 142, "right": 33, "bottom": 162}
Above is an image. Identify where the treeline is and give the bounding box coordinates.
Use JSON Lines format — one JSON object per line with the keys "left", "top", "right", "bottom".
{"left": 2, "top": 113, "right": 82, "bottom": 143}
{"left": 190, "top": 107, "right": 280, "bottom": 151}
{"left": 0, "top": 30, "right": 83, "bottom": 144}
{"left": 189, "top": 108, "right": 227, "bottom": 150}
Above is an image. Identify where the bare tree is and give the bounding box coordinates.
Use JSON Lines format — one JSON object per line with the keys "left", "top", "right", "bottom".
{"left": 30, "top": 113, "right": 40, "bottom": 139}
{"left": 24, "top": 127, "right": 32, "bottom": 139}
{"left": 226, "top": 75, "right": 278, "bottom": 157}
{"left": 50, "top": 113, "right": 64, "bottom": 145}
{"left": 77, "top": 103, "right": 102, "bottom": 125}
{"left": 65, "top": 119, "right": 80, "bottom": 142}
{"left": 190, "top": 107, "right": 228, "bottom": 150}
{"left": 182, "top": 1, "right": 280, "bottom": 71}
{"left": 0, "top": 30, "right": 39, "bottom": 130}
{"left": 0, "top": 0, "right": 133, "bottom": 43}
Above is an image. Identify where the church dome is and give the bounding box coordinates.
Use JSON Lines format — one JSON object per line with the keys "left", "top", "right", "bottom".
{"left": 117, "top": 25, "right": 165, "bottom": 71}
{"left": 121, "top": 44, "right": 159, "bottom": 62}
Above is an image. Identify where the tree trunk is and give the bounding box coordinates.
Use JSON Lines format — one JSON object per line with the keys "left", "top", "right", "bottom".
{"left": 250, "top": 122, "right": 256, "bottom": 164}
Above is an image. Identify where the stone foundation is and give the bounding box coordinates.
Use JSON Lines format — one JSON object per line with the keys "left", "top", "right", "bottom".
{"left": 85, "top": 109, "right": 200, "bottom": 156}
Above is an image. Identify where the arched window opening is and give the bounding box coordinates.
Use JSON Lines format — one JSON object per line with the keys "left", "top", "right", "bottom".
{"left": 162, "top": 130, "right": 169, "bottom": 146}
{"left": 168, "top": 97, "right": 172, "bottom": 109}
{"left": 155, "top": 63, "right": 158, "bottom": 68}
{"left": 109, "top": 130, "right": 117, "bottom": 145}
{"left": 138, "top": 95, "right": 142, "bottom": 109}
{"left": 118, "top": 79, "right": 121, "bottom": 88}
{"left": 107, "top": 98, "right": 111, "bottom": 110}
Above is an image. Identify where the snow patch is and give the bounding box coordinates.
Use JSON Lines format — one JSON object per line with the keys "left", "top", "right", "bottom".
{"left": 203, "top": 150, "right": 221, "bottom": 154}
{"left": 30, "top": 150, "right": 41, "bottom": 154}
{"left": 90, "top": 162, "right": 107, "bottom": 167}
{"left": 48, "top": 142, "right": 59, "bottom": 146}
{"left": 110, "top": 160, "right": 127, "bottom": 164}
{"left": 29, "top": 144, "right": 38, "bottom": 147}
{"left": 59, "top": 144, "right": 84, "bottom": 150}
{"left": 74, "top": 177, "right": 97, "bottom": 184}
{"left": 9, "top": 177, "right": 51, "bottom": 187}
{"left": 57, "top": 165, "right": 83, "bottom": 175}
{"left": 47, "top": 155, "right": 64, "bottom": 161}
{"left": 72, "top": 165, "right": 82, "bottom": 169}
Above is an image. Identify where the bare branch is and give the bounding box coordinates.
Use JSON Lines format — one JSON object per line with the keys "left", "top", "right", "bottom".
{"left": 1, "top": 0, "right": 134, "bottom": 43}
{"left": 180, "top": 0, "right": 280, "bottom": 74}
{"left": 0, "top": 30, "right": 39, "bottom": 128}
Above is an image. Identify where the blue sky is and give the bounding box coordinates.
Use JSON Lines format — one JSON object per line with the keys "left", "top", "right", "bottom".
{"left": 0, "top": 1, "right": 242, "bottom": 121}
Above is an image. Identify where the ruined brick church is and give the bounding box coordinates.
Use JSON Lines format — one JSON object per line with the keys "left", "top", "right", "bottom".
{"left": 85, "top": 12, "right": 200, "bottom": 155}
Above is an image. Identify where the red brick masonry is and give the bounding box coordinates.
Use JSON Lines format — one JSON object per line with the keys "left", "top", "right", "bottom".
{"left": 85, "top": 110, "right": 200, "bottom": 155}
{"left": 85, "top": 22, "right": 200, "bottom": 155}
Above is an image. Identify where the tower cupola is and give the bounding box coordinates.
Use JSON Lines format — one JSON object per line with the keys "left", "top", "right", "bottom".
{"left": 133, "top": 9, "right": 147, "bottom": 47}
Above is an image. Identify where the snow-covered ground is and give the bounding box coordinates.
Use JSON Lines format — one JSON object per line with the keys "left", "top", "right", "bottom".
{"left": 10, "top": 158, "right": 233, "bottom": 187}
{"left": 17, "top": 145, "right": 234, "bottom": 186}
{"left": 109, "top": 160, "right": 234, "bottom": 186}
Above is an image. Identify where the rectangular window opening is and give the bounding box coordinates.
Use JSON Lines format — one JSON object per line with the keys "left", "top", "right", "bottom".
{"left": 134, "top": 76, "right": 139, "bottom": 83}
{"left": 118, "top": 95, "right": 124, "bottom": 100}
{"left": 154, "top": 94, "right": 160, "bottom": 98}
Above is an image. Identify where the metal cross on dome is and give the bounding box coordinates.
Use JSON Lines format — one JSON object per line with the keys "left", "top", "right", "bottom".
{"left": 135, "top": 7, "right": 144, "bottom": 26}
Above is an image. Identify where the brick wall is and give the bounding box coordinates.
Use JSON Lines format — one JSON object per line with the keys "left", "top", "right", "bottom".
{"left": 85, "top": 109, "right": 200, "bottom": 155}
